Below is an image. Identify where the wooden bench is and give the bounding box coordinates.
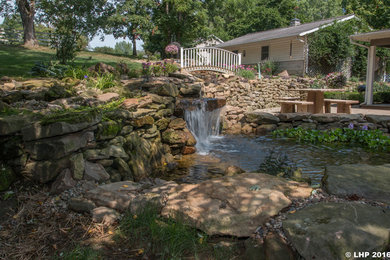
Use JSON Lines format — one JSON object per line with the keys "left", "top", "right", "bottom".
{"left": 324, "top": 99, "right": 359, "bottom": 114}
{"left": 278, "top": 100, "right": 314, "bottom": 113}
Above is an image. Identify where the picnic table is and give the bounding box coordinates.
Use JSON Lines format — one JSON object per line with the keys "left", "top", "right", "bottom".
{"left": 289, "top": 89, "right": 345, "bottom": 114}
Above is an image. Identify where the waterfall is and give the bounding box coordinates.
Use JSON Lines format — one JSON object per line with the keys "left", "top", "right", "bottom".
{"left": 183, "top": 99, "right": 224, "bottom": 155}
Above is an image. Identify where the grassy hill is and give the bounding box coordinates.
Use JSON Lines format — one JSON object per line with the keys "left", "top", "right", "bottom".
{"left": 0, "top": 45, "right": 142, "bottom": 78}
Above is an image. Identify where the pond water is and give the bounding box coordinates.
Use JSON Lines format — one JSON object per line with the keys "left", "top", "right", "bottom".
{"left": 169, "top": 135, "right": 390, "bottom": 185}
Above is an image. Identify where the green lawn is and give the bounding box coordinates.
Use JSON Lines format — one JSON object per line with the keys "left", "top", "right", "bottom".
{"left": 0, "top": 45, "right": 142, "bottom": 78}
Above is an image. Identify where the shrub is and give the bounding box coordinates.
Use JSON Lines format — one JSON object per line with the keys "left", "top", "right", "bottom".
{"left": 94, "top": 46, "right": 116, "bottom": 55}
{"left": 309, "top": 78, "right": 326, "bottom": 89}
{"left": 325, "top": 72, "right": 347, "bottom": 89}
{"left": 236, "top": 65, "right": 256, "bottom": 79}
{"left": 373, "top": 81, "right": 390, "bottom": 92}
{"left": 89, "top": 73, "right": 117, "bottom": 90}
{"left": 273, "top": 127, "right": 390, "bottom": 151}
{"left": 165, "top": 61, "right": 179, "bottom": 74}
{"left": 30, "top": 61, "right": 68, "bottom": 78}
{"left": 349, "top": 76, "right": 360, "bottom": 83}
{"left": 128, "top": 68, "right": 141, "bottom": 78}
{"left": 141, "top": 60, "right": 179, "bottom": 77}
{"left": 259, "top": 60, "right": 279, "bottom": 76}
{"left": 64, "top": 66, "right": 92, "bottom": 80}
{"left": 165, "top": 44, "right": 179, "bottom": 55}
{"left": 324, "top": 91, "right": 390, "bottom": 104}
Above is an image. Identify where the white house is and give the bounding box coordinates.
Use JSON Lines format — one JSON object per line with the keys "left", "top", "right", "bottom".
{"left": 216, "top": 15, "right": 356, "bottom": 75}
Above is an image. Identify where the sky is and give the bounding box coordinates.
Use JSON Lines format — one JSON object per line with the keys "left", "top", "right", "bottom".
{"left": 89, "top": 34, "right": 144, "bottom": 50}
{"left": 0, "top": 17, "right": 143, "bottom": 50}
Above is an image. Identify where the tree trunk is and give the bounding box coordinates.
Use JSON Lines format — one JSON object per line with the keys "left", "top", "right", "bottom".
{"left": 16, "top": 0, "right": 38, "bottom": 47}
{"left": 132, "top": 36, "right": 137, "bottom": 56}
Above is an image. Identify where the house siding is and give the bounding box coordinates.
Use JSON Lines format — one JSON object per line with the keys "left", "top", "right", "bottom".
{"left": 222, "top": 36, "right": 305, "bottom": 75}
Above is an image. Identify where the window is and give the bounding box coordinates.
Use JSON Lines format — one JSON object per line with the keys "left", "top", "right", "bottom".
{"left": 261, "top": 46, "right": 269, "bottom": 60}
{"left": 232, "top": 50, "right": 239, "bottom": 54}
{"left": 243, "top": 50, "right": 246, "bottom": 57}
{"left": 290, "top": 41, "right": 293, "bottom": 58}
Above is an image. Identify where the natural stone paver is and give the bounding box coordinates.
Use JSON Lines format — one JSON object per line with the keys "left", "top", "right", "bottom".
{"left": 161, "top": 173, "right": 312, "bottom": 237}
{"left": 68, "top": 197, "right": 96, "bottom": 213}
{"left": 323, "top": 164, "right": 390, "bottom": 204}
{"left": 92, "top": 207, "right": 120, "bottom": 225}
{"left": 86, "top": 181, "right": 142, "bottom": 211}
{"left": 283, "top": 202, "right": 390, "bottom": 260}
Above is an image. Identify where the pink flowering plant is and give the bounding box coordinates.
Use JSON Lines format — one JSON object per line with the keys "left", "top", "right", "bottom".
{"left": 235, "top": 64, "right": 256, "bottom": 79}
{"left": 142, "top": 59, "right": 179, "bottom": 77}
{"left": 165, "top": 44, "right": 179, "bottom": 55}
{"left": 325, "top": 72, "right": 347, "bottom": 89}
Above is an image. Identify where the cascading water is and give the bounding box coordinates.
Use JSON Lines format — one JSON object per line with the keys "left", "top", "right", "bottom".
{"left": 183, "top": 99, "right": 225, "bottom": 155}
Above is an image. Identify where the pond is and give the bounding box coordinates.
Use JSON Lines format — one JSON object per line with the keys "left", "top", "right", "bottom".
{"left": 169, "top": 135, "right": 390, "bottom": 185}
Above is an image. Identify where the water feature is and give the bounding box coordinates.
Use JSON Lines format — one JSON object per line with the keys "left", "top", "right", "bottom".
{"left": 183, "top": 99, "right": 224, "bottom": 154}
{"left": 175, "top": 99, "right": 390, "bottom": 185}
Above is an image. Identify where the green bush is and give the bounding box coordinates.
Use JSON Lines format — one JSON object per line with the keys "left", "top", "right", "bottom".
{"left": 349, "top": 76, "right": 360, "bottom": 83}
{"left": 273, "top": 127, "right": 390, "bottom": 151}
{"left": 325, "top": 72, "right": 347, "bottom": 89}
{"left": 324, "top": 91, "right": 390, "bottom": 104}
{"left": 259, "top": 60, "right": 279, "bottom": 76}
{"left": 165, "top": 62, "right": 179, "bottom": 74}
{"left": 237, "top": 69, "right": 255, "bottom": 79}
{"left": 373, "top": 81, "right": 390, "bottom": 92}
{"left": 128, "top": 68, "right": 141, "bottom": 78}
{"left": 64, "top": 66, "right": 92, "bottom": 80}
{"left": 92, "top": 73, "right": 117, "bottom": 90}
{"left": 324, "top": 91, "right": 364, "bottom": 102}
{"left": 30, "top": 61, "right": 68, "bottom": 78}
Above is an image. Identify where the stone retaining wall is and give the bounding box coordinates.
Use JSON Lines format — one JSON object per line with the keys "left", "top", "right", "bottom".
{"left": 236, "top": 112, "right": 390, "bottom": 135}
{"left": 0, "top": 73, "right": 204, "bottom": 191}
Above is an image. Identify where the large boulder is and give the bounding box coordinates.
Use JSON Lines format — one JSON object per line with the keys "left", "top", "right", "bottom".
{"left": 84, "top": 161, "right": 110, "bottom": 182}
{"left": 323, "top": 164, "right": 390, "bottom": 204}
{"left": 24, "top": 131, "right": 94, "bottom": 161}
{"left": 311, "top": 113, "right": 363, "bottom": 123}
{"left": 162, "top": 128, "right": 196, "bottom": 146}
{"left": 0, "top": 115, "right": 33, "bottom": 136}
{"left": 246, "top": 111, "right": 280, "bottom": 124}
{"left": 161, "top": 173, "right": 312, "bottom": 237}
{"left": 278, "top": 113, "right": 310, "bottom": 122}
{"left": 23, "top": 157, "right": 69, "bottom": 183}
{"left": 365, "top": 114, "right": 390, "bottom": 126}
{"left": 284, "top": 202, "right": 390, "bottom": 260}
{"left": 21, "top": 110, "right": 101, "bottom": 141}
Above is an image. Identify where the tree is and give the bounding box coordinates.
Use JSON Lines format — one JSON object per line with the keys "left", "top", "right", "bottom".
{"left": 108, "top": 0, "right": 155, "bottom": 56}
{"left": 39, "top": 0, "right": 111, "bottom": 63}
{"left": 342, "top": 0, "right": 390, "bottom": 29}
{"left": 115, "top": 41, "right": 132, "bottom": 56}
{"left": 308, "top": 20, "right": 367, "bottom": 75}
{"left": 145, "top": 0, "right": 209, "bottom": 56}
{"left": 0, "top": 0, "right": 38, "bottom": 46}
{"left": 295, "top": 0, "right": 344, "bottom": 23}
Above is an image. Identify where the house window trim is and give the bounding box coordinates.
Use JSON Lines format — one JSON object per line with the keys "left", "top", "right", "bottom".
{"left": 261, "top": 46, "right": 269, "bottom": 60}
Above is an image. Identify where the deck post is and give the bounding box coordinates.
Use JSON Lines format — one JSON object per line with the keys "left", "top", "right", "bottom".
{"left": 238, "top": 53, "right": 242, "bottom": 66}
{"left": 180, "top": 47, "right": 184, "bottom": 70}
{"left": 365, "top": 45, "right": 376, "bottom": 105}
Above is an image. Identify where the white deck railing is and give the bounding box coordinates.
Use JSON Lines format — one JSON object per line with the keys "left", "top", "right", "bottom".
{"left": 180, "top": 47, "right": 241, "bottom": 74}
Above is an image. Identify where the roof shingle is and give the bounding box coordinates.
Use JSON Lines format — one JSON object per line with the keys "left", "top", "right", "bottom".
{"left": 216, "top": 14, "right": 355, "bottom": 48}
